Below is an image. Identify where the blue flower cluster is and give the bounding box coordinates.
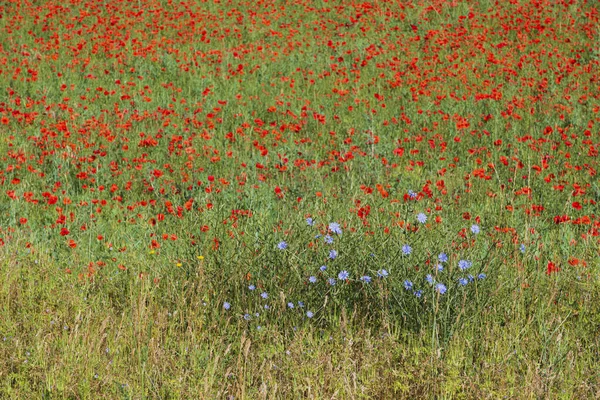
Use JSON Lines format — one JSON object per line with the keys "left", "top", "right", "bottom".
{"left": 224, "top": 220, "right": 490, "bottom": 330}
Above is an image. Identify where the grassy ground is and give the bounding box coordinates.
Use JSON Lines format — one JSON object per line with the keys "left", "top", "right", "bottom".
{"left": 0, "top": 0, "right": 599, "bottom": 397}
{"left": 1, "top": 235, "right": 599, "bottom": 398}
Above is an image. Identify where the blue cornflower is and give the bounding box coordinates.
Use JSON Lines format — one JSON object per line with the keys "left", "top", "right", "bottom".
{"left": 458, "top": 259, "right": 472, "bottom": 271}
{"left": 315, "top": 234, "right": 322, "bottom": 239}
{"left": 306, "top": 311, "right": 314, "bottom": 318}
{"left": 306, "top": 217, "right": 314, "bottom": 226}
{"left": 328, "top": 278, "right": 336, "bottom": 286}
{"left": 471, "top": 224, "right": 480, "bottom": 234}
{"left": 408, "top": 190, "right": 417, "bottom": 199}
{"left": 248, "top": 284, "right": 256, "bottom": 291}
{"left": 309, "top": 276, "right": 317, "bottom": 283}
{"left": 377, "top": 269, "right": 389, "bottom": 278}
{"left": 320, "top": 265, "right": 327, "bottom": 272}
{"left": 426, "top": 274, "right": 434, "bottom": 285}
{"left": 361, "top": 275, "right": 372, "bottom": 283}
{"left": 278, "top": 241, "right": 288, "bottom": 250}
{"left": 329, "top": 250, "right": 338, "bottom": 259}
{"left": 243, "top": 313, "right": 251, "bottom": 321}
{"left": 417, "top": 213, "right": 427, "bottom": 224}
{"left": 438, "top": 253, "right": 448, "bottom": 263}
{"left": 264, "top": 304, "right": 270, "bottom": 310}
{"left": 338, "top": 270, "right": 350, "bottom": 280}
{"left": 467, "top": 274, "right": 474, "bottom": 282}
{"left": 324, "top": 235, "right": 334, "bottom": 244}
{"left": 435, "top": 283, "right": 447, "bottom": 294}
{"left": 404, "top": 280, "right": 413, "bottom": 290}
{"left": 414, "top": 290, "right": 423, "bottom": 298}
{"left": 478, "top": 273, "right": 486, "bottom": 280}
{"left": 437, "top": 264, "right": 444, "bottom": 272}
{"left": 298, "top": 301, "right": 304, "bottom": 308}
{"left": 223, "top": 302, "right": 231, "bottom": 310}
{"left": 261, "top": 292, "right": 268, "bottom": 299}
{"left": 287, "top": 302, "right": 294, "bottom": 309}
{"left": 329, "top": 222, "right": 343, "bottom": 235}
{"left": 402, "top": 244, "right": 412, "bottom": 255}
{"left": 458, "top": 277, "right": 468, "bottom": 286}
{"left": 520, "top": 244, "right": 526, "bottom": 253}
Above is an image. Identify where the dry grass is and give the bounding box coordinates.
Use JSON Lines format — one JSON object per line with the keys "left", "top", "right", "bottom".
{"left": 1, "top": 239, "right": 599, "bottom": 399}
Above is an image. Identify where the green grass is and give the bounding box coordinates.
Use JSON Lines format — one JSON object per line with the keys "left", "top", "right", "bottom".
{"left": 0, "top": 0, "right": 599, "bottom": 397}
{"left": 1, "top": 230, "right": 599, "bottom": 398}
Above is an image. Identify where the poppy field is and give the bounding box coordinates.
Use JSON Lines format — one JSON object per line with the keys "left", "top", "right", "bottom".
{"left": 0, "top": 0, "right": 599, "bottom": 397}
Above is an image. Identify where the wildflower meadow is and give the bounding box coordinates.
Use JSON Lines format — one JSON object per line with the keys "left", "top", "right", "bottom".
{"left": 0, "top": 0, "right": 599, "bottom": 397}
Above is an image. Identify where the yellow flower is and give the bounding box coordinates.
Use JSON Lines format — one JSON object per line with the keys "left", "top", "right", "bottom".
{"left": 197, "top": 255, "right": 204, "bottom": 260}
{"left": 176, "top": 262, "right": 182, "bottom": 267}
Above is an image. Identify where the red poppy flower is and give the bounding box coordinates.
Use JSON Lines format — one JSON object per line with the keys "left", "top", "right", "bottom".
{"left": 546, "top": 261, "right": 560, "bottom": 275}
